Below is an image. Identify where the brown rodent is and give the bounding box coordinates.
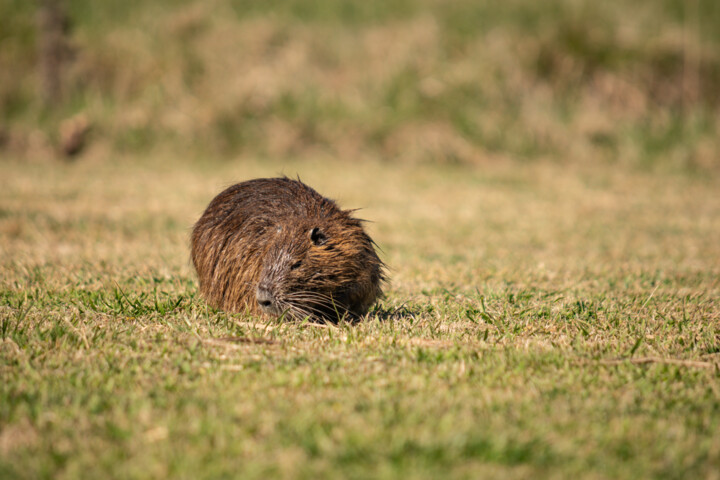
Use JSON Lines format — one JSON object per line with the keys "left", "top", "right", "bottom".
{"left": 191, "top": 177, "right": 385, "bottom": 321}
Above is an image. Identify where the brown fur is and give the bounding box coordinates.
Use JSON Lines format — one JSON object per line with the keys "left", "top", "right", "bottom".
{"left": 191, "top": 177, "right": 385, "bottom": 321}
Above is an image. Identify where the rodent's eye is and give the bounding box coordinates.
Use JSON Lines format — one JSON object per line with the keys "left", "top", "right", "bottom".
{"left": 290, "top": 260, "right": 302, "bottom": 271}
{"left": 309, "top": 227, "right": 327, "bottom": 246}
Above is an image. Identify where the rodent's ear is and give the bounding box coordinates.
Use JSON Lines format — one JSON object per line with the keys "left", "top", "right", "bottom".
{"left": 309, "top": 227, "right": 327, "bottom": 245}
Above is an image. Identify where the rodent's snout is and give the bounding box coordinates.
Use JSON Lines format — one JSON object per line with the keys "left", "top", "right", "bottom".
{"left": 256, "top": 285, "right": 280, "bottom": 315}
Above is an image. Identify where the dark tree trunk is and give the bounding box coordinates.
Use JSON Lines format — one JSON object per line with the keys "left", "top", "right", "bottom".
{"left": 37, "top": 0, "right": 69, "bottom": 106}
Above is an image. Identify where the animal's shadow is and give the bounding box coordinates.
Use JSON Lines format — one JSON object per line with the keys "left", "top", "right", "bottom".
{"left": 288, "top": 303, "right": 423, "bottom": 326}
{"left": 364, "top": 303, "right": 425, "bottom": 323}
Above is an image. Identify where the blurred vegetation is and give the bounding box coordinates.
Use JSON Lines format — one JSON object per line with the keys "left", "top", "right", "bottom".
{"left": 1, "top": 0, "right": 719, "bottom": 172}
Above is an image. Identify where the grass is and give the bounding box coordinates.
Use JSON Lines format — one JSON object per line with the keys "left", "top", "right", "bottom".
{"left": 1, "top": 0, "right": 720, "bottom": 477}
{"left": 1, "top": 156, "right": 719, "bottom": 479}
{"left": 2, "top": 0, "right": 720, "bottom": 172}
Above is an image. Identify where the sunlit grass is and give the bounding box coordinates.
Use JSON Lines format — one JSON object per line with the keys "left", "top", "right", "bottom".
{"left": 1, "top": 1, "right": 719, "bottom": 477}
{"left": 1, "top": 156, "right": 719, "bottom": 478}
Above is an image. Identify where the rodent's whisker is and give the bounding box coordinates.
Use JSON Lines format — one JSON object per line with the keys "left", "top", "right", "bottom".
{"left": 287, "top": 296, "right": 351, "bottom": 316}
{"left": 298, "top": 301, "right": 352, "bottom": 322}
{"left": 285, "top": 290, "right": 342, "bottom": 305}
{"left": 283, "top": 298, "right": 341, "bottom": 321}
{"left": 287, "top": 304, "right": 315, "bottom": 322}
{"left": 285, "top": 294, "right": 336, "bottom": 306}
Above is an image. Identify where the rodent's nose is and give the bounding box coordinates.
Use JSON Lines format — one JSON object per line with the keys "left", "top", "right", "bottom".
{"left": 256, "top": 286, "right": 275, "bottom": 312}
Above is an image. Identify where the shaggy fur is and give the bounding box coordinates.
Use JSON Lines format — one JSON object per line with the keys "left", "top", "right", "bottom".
{"left": 191, "top": 177, "right": 385, "bottom": 321}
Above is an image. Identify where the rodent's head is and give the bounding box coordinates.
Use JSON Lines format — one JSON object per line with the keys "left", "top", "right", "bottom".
{"left": 255, "top": 218, "right": 382, "bottom": 322}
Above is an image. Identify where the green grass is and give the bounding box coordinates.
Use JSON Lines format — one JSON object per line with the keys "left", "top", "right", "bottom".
{"left": 2, "top": 0, "right": 720, "bottom": 477}
{"left": 1, "top": 157, "right": 719, "bottom": 479}
{"left": 2, "top": 0, "right": 720, "bottom": 171}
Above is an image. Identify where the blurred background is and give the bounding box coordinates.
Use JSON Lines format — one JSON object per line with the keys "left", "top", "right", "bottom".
{"left": 1, "top": 0, "right": 719, "bottom": 172}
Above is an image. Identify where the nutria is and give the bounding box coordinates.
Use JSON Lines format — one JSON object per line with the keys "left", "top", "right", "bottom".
{"left": 191, "top": 177, "right": 385, "bottom": 321}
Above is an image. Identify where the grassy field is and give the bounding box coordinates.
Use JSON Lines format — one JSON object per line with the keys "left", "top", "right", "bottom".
{"left": 1, "top": 157, "right": 719, "bottom": 479}
{"left": 2, "top": 0, "right": 720, "bottom": 478}
{"left": 2, "top": 0, "right": 720, "bottom": 172}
